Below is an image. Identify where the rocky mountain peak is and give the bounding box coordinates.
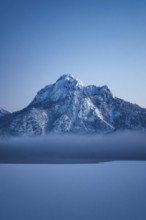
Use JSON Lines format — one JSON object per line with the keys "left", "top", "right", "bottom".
{"left": 31, "top": 74, "right": 84, "bottom": 106}
{"left": 55, "top": 74, "right": 84, "bottom": 89}
{"left": 0, "top": 75, "right": 146, "bottom": 137}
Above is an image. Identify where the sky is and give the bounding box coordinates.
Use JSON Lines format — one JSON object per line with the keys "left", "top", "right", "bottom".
{"left": 0, "top": 0, "right": 146, "bottom": 112}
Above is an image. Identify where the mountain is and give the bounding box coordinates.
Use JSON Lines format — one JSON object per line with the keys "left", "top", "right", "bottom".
{"left": 0, "top": 108, "right": 10, "bottom": 118}
{"left": 0, "top": 74, "right": 146, "bottom": 136}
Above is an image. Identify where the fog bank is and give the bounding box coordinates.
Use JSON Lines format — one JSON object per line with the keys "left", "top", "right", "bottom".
{"left": 0, "top": 132, "right": 146, "bottom": 163}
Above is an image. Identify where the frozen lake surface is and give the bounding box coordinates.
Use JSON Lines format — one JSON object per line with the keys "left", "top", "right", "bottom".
{"left": 1, "top": 161, "right": 146, "bottom": 220}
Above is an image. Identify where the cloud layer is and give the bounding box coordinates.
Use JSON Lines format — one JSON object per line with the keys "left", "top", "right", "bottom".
{"left": 0, "top": 132, "right": 146, "bottom": 163}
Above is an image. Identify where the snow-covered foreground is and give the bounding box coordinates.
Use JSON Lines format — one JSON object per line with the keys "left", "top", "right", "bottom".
{"left": 0, "top": 161, "right": 146, "bottom": 220}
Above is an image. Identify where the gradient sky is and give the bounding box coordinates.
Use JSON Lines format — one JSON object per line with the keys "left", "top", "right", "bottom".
{"left": 0, "top": 0, "right": 146, "bottom": 112}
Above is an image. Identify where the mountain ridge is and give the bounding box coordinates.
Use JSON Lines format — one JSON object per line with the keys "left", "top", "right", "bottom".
{"left": 0, "top": 74, "right": 146, "bottom": 136}
{"left": 0, "top": 108, "right": 10, "bottom": 118}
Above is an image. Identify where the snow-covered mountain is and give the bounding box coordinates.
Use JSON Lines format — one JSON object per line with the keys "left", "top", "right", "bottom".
{"left": 0, "top": 74, "right": 146, "bottom": 136}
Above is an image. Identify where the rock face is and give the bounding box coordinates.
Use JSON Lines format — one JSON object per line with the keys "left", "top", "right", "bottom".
{"left": 0, "top": 74, "right": 146, "bottom": 136}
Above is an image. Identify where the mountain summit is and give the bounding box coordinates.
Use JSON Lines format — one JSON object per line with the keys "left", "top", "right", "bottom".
{"left": 0, "top": 74, "right": 146, "bottom": 136}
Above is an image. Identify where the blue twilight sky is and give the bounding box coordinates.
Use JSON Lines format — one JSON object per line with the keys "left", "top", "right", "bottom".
{"left": 0, "top": 0, "right": 146, "bottom": 112}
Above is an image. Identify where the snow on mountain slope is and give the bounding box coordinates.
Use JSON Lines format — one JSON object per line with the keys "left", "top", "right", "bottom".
{"left": 0, "top": 108, "right": 10, "bottom": 117}
{"left": 31, "top": 74, "right": 83, "bottom": 105}
{"left": 0, "top": 74, "right": 146, "bottom": 136}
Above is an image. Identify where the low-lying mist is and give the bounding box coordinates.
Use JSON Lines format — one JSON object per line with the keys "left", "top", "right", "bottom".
{"left": 0, "top": 132, "right": 146, "bottom": 163}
